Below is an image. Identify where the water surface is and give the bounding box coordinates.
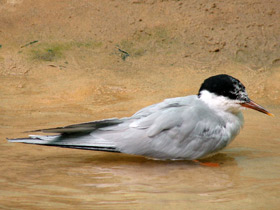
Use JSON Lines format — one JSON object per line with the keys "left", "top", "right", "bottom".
{"left": 0, "top": 72, "right": 279, "bottom": 209}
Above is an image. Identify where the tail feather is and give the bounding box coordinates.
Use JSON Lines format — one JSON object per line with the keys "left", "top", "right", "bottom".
{"left": 44, "top": 145, "right": 119, "bottom": 152}
{"left": 7, "top": 135, "right": 120, "bottom": 153}
{"left": 7, "top": 118, "right": 126, "bottom": 153}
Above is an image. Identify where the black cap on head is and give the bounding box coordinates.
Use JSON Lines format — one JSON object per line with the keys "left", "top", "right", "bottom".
{"left": 198, "top": 74, "right": 249, "bottom": 102}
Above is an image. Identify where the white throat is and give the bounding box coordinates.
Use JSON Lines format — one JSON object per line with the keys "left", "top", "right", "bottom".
{"left": 199, "top": 90, "right": 243, "bottom": 115}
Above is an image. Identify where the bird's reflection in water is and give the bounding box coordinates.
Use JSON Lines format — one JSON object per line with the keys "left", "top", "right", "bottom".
{"left": 48, "top": 151, "right": 239, "bottom": 195}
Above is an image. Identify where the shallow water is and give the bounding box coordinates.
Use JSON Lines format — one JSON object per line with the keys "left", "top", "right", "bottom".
{"left": 1, "top": 108, "right": 280, "bottom": 209}
{"left": 1, "top": 70, "right": 280, "bottom": 209}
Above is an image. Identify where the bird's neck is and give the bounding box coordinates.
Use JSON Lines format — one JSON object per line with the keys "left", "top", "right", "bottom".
{"left": 198, "top": 90, "right": 243, "bottom": 116}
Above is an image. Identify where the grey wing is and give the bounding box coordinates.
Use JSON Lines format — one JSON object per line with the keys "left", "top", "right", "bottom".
{"left": 9, "top": 95, "right": 229, "bottom": 160}
{"left": 131, "top": 96, "right": 195, "bottom": 118}
{"left": 9, "top": 97, "right": 194, "bottom": 153}
{"left": 30, "top": 118, "right": 123, "bottom": 134}
{"left": 128, "top": 96, "right": 199, "bottom": 136}
{"left": 115, "top": 99, "right": 228, "bottom": 160}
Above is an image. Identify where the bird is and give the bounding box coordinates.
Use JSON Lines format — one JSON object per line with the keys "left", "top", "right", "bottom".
{"left": 8, "top": 74, "right": 273, "bottom": 160}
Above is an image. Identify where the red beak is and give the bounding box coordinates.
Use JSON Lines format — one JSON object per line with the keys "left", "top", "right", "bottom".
{"left": 241, "top": 100, "right": 274, "bottom": 117}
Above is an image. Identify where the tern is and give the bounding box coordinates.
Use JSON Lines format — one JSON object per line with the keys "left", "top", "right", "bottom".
{"left": 8, "top": 74, "right": 273, "bottom": 160}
